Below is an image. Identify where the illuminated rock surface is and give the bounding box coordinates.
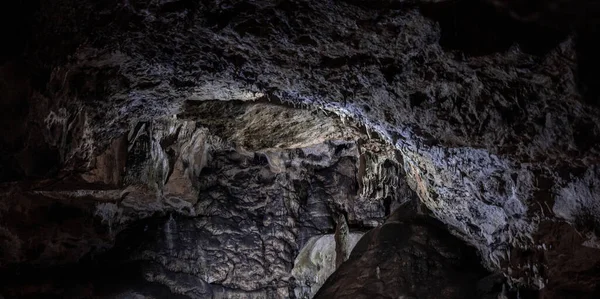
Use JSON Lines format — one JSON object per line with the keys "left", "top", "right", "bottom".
{"left": 1, "top": 0, "right": 600, "bottom": 298}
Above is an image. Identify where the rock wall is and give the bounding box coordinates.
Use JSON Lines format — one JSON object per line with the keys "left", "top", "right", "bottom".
{"left": 292, "top": 232, "right": 363, "bottom": 299}
{"left": 0, "top": 111, "right": 412, "bottom": 298}
{"left": 1, "top": 0, "right": 600, "bottom": 297}
{"left": 314, "top": 208, "right": 491, "bottom": 299}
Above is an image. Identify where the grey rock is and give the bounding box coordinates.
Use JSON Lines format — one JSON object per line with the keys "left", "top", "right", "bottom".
{"left": 292, "top": 232, "right": 363, "bottom": 299}
{"left": 314, "top": 214, "right": 487, "bottom": 299}
{"left": 2, "top": 0, "right": 600, "bottom": 297}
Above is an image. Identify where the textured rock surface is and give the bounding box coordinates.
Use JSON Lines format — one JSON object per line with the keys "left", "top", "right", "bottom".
{"left": 314, "top": 210, "right": 490, "bottom": 299}
{"left": 292, "top": 232, "right": 363, "bottom": 299}
{"left": 0, "top": 111, "right": 411, "bottom": 298}
{"left": 1, "top": 0, "right": 600, "bottom": 297}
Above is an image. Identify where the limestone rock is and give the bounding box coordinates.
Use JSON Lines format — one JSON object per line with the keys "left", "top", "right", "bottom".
{"left": 2, "top": 0, "right": 600, "bottom": 297}
{"left": 292, "top": 232, "right": 363, "bottom": 299}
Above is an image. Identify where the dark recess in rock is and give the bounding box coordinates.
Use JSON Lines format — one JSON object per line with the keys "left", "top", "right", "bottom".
{"left": 420, "top": 0, "right": 569, "bottom": 56}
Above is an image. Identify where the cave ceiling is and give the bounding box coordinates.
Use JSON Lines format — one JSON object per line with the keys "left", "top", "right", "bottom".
{"left": 1, "top": 0, "right": 600, "bottom": 298}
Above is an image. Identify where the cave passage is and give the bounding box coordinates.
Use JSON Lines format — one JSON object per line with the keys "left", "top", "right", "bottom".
{"left": 2, "top": 0, "right": 600, "bottom": 298}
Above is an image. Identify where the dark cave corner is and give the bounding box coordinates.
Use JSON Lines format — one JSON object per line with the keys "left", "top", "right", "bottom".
{"left": 420, "top": 0, "right": 600, "bottom": 108}
{"left": 576, "top": 23, "right": 600, "bottom": 107}
{"left": 419, "top": 0, "right": 570, "bottom": 57}
{"left": 0, "top": 216, "right": 191, "bottom": 299}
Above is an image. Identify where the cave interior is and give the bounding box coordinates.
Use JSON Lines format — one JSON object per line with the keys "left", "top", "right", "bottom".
{"left": 1, "top": 0, "right": 600, "bottom": 298}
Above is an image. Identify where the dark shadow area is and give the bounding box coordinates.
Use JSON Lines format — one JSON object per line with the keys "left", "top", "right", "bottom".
{"left": 0, "top": 1, "right": 41, "bottom": 63}
{"left": 421, "top": 0, "right": 600, "bottom": 107}
{"left": 0, "top": 216, "right": 176, "bottom": 299}
{"left": 420, "top": 0, "right": 570, "bottom": 57}
{"left": 576, "top": 23, "right": 600, "bottom": 107}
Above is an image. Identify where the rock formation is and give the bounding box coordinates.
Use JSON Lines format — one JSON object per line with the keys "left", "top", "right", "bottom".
{"left": 315, "top": 204, "right": 491, "bottom": 299}
{"left": 1, "top": 0, "right": 600, "bottom": 298}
